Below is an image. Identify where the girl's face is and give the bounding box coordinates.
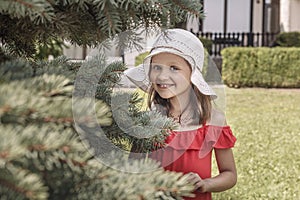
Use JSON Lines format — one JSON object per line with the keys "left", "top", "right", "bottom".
{"left": 149, "top": 52, "right": 192, "bottom": 100}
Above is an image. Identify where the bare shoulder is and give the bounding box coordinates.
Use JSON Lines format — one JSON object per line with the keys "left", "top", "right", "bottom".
{"left": 207, "top": 108, "right": 227, "bottom": 126}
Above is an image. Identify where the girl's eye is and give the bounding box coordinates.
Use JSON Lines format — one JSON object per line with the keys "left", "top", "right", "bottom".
{"left": 152, "top": 65, "right": 162, "bottom": 71}
{"left": 170, "top": 66, "right": 179, "bottom": 71}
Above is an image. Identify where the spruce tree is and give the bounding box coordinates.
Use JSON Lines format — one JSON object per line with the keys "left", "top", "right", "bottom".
{"left": 0, "top": 0, "right": 204, "bottom": 199}
{"left": 0, "top": 0, "right": 203, "bottom": 59}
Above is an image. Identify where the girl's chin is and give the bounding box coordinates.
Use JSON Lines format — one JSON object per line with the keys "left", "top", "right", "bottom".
{"left": 157, "top": 91, "right": 175, "bottom": 99}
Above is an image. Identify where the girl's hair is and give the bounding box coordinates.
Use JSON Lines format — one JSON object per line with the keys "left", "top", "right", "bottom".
{"left": 147, "top": 84, "right": 212, "bottom": 125}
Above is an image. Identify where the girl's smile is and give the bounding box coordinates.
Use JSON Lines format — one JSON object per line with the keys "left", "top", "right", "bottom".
{"left": 156, "top": 83, "right": 175, "bottom": 89}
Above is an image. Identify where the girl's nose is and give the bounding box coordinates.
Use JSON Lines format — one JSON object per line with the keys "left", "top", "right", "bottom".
{"left": 156, "top": 69, "right": 170, "bottom": 81}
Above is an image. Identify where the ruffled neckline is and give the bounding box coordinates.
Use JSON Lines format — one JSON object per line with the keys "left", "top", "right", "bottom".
{"left": 164, "top": 125, "right": 236, "bottom": 156}
{"left": 172, "top": 124, "right": 231, "bottom": 133}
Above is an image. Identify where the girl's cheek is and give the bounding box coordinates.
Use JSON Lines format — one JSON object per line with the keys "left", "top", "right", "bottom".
{"left": 149, "top": 72, "right": 156, "bottom": 82}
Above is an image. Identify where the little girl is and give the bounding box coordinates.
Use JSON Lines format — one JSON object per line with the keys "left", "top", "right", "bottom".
{"left": 125, "top": 28, "right": 237, "bottom": 200}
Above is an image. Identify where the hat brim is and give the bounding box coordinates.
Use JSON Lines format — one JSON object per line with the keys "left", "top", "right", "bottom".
{"left": 143, "top": 47, "right": 196, "bottom": 75}
{"left": 123, "top": 64, "right": 150, "bottom": 92}
{"left": 191, "top": 69, "right": 217, "bottom": 99}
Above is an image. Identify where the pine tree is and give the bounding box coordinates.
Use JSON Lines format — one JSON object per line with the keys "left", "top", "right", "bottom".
{"left": 0, "top": 0, "right": 204, "bottom": 199}
{"left": 0, "top": 56, "right": 198, "bottom": 199}
{"left": 0, "top": 0, "right": 204, "bottom": 59}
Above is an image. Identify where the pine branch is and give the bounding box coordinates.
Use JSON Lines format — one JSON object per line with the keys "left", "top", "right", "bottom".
{"left": 0, "top": 164, "right": 48, "bottom": 200}
{"left": 0, "top": 56, "right": 196, "bottom": 199}
{"left": 0, "top": 124, "right": 90, "bottom": 199}
{"left": 0, "top": 81, "right": 112, "bottom": 127}
{"left": 109, "top": 92, "right": 177, "bottom": 152}
{"left": 0, "top": 0, "right": 55, "bottom": 24}
{"left": 0, "top": 0, "right": 204, "bottom": 58}
{"left": 0, "top": 123, "right": 194, "bottom": 199}
{"left": 0, "top": 59, "right": 34, "bottom": 82}
{"left": 74, "top": 153, "right": 195, "bottom": 200}
{"left": 93, "top": 0, "right": 122, "bottom": 37}
{"left": 35, "top": 56, "right": 80, "bottom": 79}
{"left": 170, "top": 0, "right": 204, "bottom": 18}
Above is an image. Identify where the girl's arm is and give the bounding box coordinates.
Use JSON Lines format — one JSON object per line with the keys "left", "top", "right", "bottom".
{"left": 203, "top": 110, "right": 237, "bottom": 191}
{"left": 189, "top": 148, "right": 237, "bottom": 193}
{"left": 204, "top": 148, "right": 237, "bottom": 192}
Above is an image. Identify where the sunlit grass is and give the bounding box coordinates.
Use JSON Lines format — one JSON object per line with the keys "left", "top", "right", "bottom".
{"left": 213, "top": 87, "right": 300, "bottom": 199}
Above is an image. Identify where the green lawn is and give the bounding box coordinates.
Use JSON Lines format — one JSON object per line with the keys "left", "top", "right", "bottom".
{"left": 212, "top": 87, "right": 300, "bottom": 199}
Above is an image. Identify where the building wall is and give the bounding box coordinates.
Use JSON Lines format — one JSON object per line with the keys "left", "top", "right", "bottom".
{"left": 280, "top": 0, "right": 290, "bottom": 31}
{"left": 227, "top": 0, "right": 251, "bottom": 32}
{"left": 280, "top": 0, "right": 300, "bottom": 31}
{"left": 64, "top": 0, "right": 300, "bottom": 60}
{"left": 202, "top": 0, "right": 262, "bottom": 33}
{"left": 202, "top": 0, "right": 224, "bottom": 32}
{"left": 290, "top": 0, "right": 300, "bottom": 31}
{"left": 201, "top": 0, "right": 300, "bottom": 33}
{"left": 253, "top": 1, "right": 263, "bottom": 33}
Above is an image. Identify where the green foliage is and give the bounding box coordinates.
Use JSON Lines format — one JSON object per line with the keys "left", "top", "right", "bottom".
{"left": 0, "top": 0, "right": 204, "bottom": 59}
{"left": 199, "top": 37, "right": 213, "bottom": 54}
{"left": 34, "top": 38, "right": 68, "bottom": 60}
{"left": 134, "top": 51, "right": 149, "bottom": 66}
{"left": 274, "top": 31, "right": 300, "bottom": 47}
{"left": 221, "top": 47, "right": 300, "bottom": 88}
{"left": 213, "top": 87, "right": 300, "bottom": 199}
{"left": 0, "top": 56, "right": 194, "bottom": 199}
{"left": 0, "top": 1, "right": 205, "bottom": 198}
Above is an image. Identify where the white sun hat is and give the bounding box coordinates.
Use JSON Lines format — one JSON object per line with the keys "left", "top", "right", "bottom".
{"left": 124, "top": 28, "right": 217, "bottom": 98}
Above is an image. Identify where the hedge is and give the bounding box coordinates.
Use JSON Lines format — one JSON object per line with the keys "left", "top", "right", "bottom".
{"left": 273, "top": 31, "right": 300, "bottom": 47}
{"left": 221, "top": 47, "right": 300, "bottom": 88}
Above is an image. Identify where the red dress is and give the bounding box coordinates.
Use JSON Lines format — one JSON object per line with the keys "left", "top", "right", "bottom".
{"left": 149, "top": 125, "right": 236, "bottom": 200}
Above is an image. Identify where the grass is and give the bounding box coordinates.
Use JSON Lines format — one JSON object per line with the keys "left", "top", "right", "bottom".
{"left": 212, "top": 87, "right": 300, "bottom": 199}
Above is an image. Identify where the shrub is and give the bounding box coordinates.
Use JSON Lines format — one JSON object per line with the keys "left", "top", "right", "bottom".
{"left": 273, "top": 32, "right": 300, "bottom": 47}
{"left": 221, "top": 47, "right": 300, "bottom": 88}
{"left": 199, "top": 37, "right": 213, "bottom": 54}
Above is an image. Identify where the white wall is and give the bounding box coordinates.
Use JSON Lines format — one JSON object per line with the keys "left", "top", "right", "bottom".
{"left": 280, "top": 0, "right": 300, "bottom": 32}
{"left": 227, "top": 0, "right": 251, "bottom": 32}
{"left": 63, "top": 42, "right": 85, "bottom": 60}
{"left": 203, "top": 0, "right": 251, "bottom": 33}
{"left": 253, "top": 0, "right": 263, "bottom": 32}
{"left": 290, "top": 0, "right": 300, "bottom": 31}
{"left": 202, "top": 0, "right": 224, "bottom": 32}
{"left": 280, "top": 0, "right": 291, "bottom": 31}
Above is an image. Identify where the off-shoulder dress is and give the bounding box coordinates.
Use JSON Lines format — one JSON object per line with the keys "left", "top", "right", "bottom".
{"left": 149, "top": 124, "right": 236, "bottom": 200}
